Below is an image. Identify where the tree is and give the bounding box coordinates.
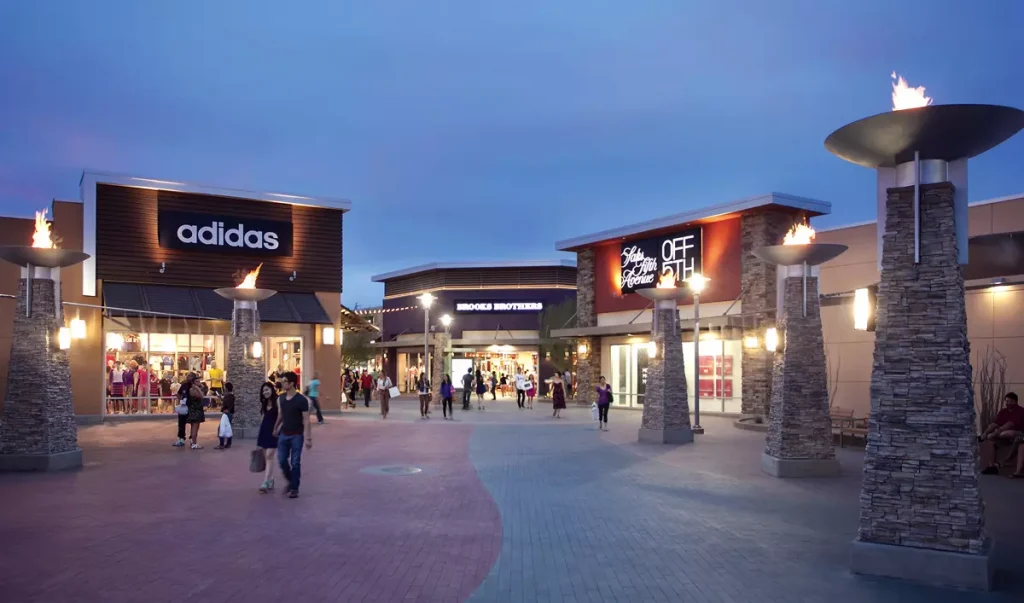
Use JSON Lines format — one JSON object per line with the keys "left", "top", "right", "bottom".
{"left": 539, "top": 298, "right": 577, "bottom": 373}
{"left": 340, "top": 331, "right": 375, "bottom": 368}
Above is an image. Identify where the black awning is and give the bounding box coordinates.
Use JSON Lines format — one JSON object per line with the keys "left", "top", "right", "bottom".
{"left": 102, "top": 283, "right": 332, "bottom": 324}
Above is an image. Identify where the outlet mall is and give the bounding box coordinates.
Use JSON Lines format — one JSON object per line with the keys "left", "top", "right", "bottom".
{"left": 0, "top": 172, "right": 350, "bottom": 419}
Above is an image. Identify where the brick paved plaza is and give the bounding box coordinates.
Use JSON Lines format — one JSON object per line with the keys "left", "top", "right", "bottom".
{"left": 1, "top": 398, "right": 1022, "bottom": 602}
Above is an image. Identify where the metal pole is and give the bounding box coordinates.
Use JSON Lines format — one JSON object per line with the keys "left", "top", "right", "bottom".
{"left": 423, "top": 306, "right": 430, "bottom": 385}
{"left": 693, "top": 292, "right": 703, "bottom": 434}
{"left": 914, "top": 150, "right": 920, "bottom": 264}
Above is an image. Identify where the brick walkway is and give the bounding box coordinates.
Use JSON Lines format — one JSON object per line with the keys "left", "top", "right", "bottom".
{"left": 1, "top": 399, "right": 1022, "bottom": 602}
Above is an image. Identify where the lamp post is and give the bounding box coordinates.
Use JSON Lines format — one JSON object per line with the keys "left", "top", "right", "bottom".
{"left": 687, "top": 273, "right": 709, "bottom": 435}
{"left": 440, "top": 313, "right": 453, "bottom": 377}
{"left": 418, "top": 292, "right": 435, "bottom": 383}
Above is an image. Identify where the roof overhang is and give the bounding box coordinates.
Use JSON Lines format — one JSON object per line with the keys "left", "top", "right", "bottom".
{"left": 555, "top": 192, "right": 831, "bottom": 251}
{"left": 371, "top": 259, "right": 577, "bottom": 283}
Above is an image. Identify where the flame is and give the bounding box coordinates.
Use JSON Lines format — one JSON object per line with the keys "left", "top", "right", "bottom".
{"left": 656, "top": 268, "right": 676, "bottom": 288}
{"left": 236, "top": 263, "right": 263, "bottom": 289}
{"left": 32, "top": 210, "right": 55, "bottom": 249}
{"left": 891, "top": 72, "right": 932, "bottom": 111}
{"left": 783, "top": 221, "right": 816, "bottom": 246}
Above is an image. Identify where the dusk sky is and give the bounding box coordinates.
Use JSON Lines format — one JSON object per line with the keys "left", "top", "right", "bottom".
{"left": 2, "top": 1, "right": 1022, "bottom": 307}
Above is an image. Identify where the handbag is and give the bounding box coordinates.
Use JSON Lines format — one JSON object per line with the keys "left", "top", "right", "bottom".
{"left": 607, "top": 390, "right": 614, "bottom": 403}
{"left": 175, "top": 400, "right": 189, "bottom": 415}
{"left": 427, "top": 392, "right": 433, "bottom": 403}
{"left": 250, "top": 449, "right": 266, "bottom": 473}
{"left": 388, "top": 386, "right": 400, "bottom": 398}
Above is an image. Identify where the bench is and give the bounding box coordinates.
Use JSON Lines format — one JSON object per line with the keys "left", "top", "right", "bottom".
{"left": 831, "top": 407, "right": 868, "bottom": 447}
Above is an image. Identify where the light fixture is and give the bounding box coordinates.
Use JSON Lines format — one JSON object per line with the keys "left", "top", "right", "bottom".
{"left": 58, "top": 327, "right": 72, "bottom": 350}
{"left": 105, "top": 332, "right": 124, "bottom": 350}
{"left": 853, "top": 288, "right": 870, "bottom": 331}
{"left": 418, "top": 292, "right": 436, "bottom": 308}
{"left": 765, "top": 327, "right": 779, "bottom": 353}
{"left": 577, "top": 341, "right": 589, "bottom": 359}
{"left": 251, "top": 341, "right": 263, "bottom": 358}
{"left": 370, "top": 340, "right": 376, "bottom": 344}
{"left": 743, "top": 335, "right": 759, "bottom": 349}
{"left": 70, "top": 317, "right": 87, "bottom": 339}
{"left": 647, "top": 340, "right": 657, "bottom": 359}
{"left": 440, "top": 314, "right": 452, "bottom": 328}
{"left": 323, "top": 326, "right": 336, "bottom": 346}
{"left": 687, "top": 272, "right": 710, "bottom": 294}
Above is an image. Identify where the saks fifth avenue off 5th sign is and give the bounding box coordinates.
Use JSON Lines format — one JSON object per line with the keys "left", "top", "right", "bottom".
{"left": 158, "top": 211, "right": 294, "bottom": 256}
{"left": 620, "top": 227, "right": 702, "bottom": 293}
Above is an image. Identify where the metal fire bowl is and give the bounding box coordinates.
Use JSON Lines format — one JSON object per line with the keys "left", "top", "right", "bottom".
{"left": 636, "top": 287, "right": 691, "bottom": 302}
{"left": 753, "top": 244, "right": 848, "bottom": 267}
{"left": 825, "top": 104, "right": 1024, "bottom": 168}
{"left": 0, "top": 246, "right": 90, "bottom": 268}
{"left": 213, "top": 287, "right": 278, "bottom": 302}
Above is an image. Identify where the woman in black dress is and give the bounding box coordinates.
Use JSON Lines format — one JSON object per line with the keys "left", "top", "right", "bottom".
{"left": 257, "top": 382, "right": 279, "bottom": 493}
{"left": 186, "top": 373, "right": 206, "bottom": 448}
{"left": 475, "top": 369, "right": 487, "bottom": 410}
{"left": 550, "top": 372, "right": 566, "bottom": 419}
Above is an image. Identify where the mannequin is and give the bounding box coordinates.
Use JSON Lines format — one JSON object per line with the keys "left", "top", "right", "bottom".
{"left": 109, "top": 361, "right": 125, "bottom": 414}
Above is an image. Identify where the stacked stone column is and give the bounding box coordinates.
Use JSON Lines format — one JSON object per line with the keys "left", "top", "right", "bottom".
{"left": 430, "top": 332, "right": 450, "bottom": 399}
{"left": 762, "top": 271, "right": 838, "bottom": 477}
{"left": 851, "top": 182, "right": 989, "bottom": 588}
{"left": 574, "top": 337, "right": 600, "bottom": 404}
{"left": 638, "top": 305, "right": 693, "bottom": 444}
{"left": 227, "top": 305, "right": 266, "bottom": 439}
{"left": 0, "top": 275, "right": 81, "bottom": 471}
{"left": 573, "top": 249, "right": 600, "bottom": 405}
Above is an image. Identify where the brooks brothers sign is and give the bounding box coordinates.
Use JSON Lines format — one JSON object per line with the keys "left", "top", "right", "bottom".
{"left": 620, "top": 227, "right": 702, "bottom": 293}
{"left": 455, "top": 301, "right": 544, "bottom": 314}
{"left": 158, "top": 211, "right": 294, "bottom": 256}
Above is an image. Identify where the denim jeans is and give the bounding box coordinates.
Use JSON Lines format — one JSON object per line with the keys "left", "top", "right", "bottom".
{"left": 277, "top": 434, "right": 304, "bottom": 492}
{"left": 310, "top": 396, "right": 323, "bottom": 423}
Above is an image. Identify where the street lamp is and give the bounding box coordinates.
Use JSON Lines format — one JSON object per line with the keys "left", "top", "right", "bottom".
{"left": 418, "top": 292, "right": 435, "bottom": 383}
{"left": 687, "top": 272, "right": 709, "bottom": 435}
{"left": 440, "top": 314, "right": 453, "bottom": 377}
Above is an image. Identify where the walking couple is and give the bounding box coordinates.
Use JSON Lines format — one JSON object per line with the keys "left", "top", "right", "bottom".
{"left": 256, "top": 371, "right": 313, "bottom": 499}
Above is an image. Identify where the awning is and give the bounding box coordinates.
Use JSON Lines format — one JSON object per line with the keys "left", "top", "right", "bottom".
{"left": 103, "top": 282, "right": 332, "bottom": 324}
{"left": 339, "top": 304, "right": 379, "bottom": 333}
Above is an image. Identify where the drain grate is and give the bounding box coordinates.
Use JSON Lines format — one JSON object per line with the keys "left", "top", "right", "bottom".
{"left": 360, "top": 465, "right": 423, "bottom": 476}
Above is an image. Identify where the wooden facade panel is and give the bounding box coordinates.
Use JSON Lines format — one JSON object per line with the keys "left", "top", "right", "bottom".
{"left": 95, "top": 184, "right": 343, "bottom": 293}
{"left": 383, "top": 265, "right": 578, "bottom": 297}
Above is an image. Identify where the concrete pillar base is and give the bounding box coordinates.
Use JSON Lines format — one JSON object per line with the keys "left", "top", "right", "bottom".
{"left": 234, "top": 427, "right": 260, "bottom": 440}
{"left": 638, "top": 427, "right": 694, "bottom": 445}
{"left": 850, "top": 539, "right": 994, "bottom": 591}
{"left": 761, "top": 453, "right": 839, "bottom": 478}
{"left": 0, "top": 448, "right": 82, "bottom": 472}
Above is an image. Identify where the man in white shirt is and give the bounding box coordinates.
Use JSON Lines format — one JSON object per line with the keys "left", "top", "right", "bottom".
{"left": 376, "top": 372, "right": 394, "bottom": 419}
{"left": 514, "top": 369, "right": 527, "bottom": 409}
{"left": 563, "top": 370, "right": 573, "bottom": 399}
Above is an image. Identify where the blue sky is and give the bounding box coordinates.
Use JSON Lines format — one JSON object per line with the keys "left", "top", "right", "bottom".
{"left": 1, "top": 1, "right": 1022, "bottom": 307}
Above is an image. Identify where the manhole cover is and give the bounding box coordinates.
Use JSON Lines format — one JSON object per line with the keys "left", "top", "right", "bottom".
{"left": 360, "top": 465, "right": 423, "bottom": 476}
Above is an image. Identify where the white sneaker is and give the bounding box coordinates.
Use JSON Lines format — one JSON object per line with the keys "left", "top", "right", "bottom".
{"left": 172, "top": 439, "right": 185, "bottom": 447}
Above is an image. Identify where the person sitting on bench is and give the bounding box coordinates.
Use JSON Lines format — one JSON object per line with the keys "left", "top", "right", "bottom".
{"left": 980, "top": 392, "right": 1024, "bottom": 476}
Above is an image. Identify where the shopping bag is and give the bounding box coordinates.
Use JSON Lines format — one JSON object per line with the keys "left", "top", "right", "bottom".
{"left": 218, "top": 414, "right": 233, "bottom": 438}
{"left": 250, "top": 449, "right": 266, "bottom": 473}
{"left": 590, "top": 402, "right": 599, "bottom": 422}
{"left": 341, "top": 392, "right": 348, "bottom": 404}
{"left": 175, "top": 401, "right": 188, "bottom": 415}
{"left": 388, "top": 386, "right": 401, "bottom": 398}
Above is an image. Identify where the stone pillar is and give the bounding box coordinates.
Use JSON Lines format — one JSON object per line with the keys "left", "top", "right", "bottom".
{"left": 639, "top": 305, "right": 693, "bottom": 444}
{"left": 430, "top": 332, "right": 449, "bottom": 399}
{"left": 576, "top": 249, "right": 596, "bottom": 328}
{"left": 740, "top": 209, "right": 798, "bottom": 420}
{"left": 0, "top": 276, "right": 81, "bottom": 471}
{"left": 227, "top": 306, "right": 266, "bottom": 439}
{"left": 850, "top": 183, "right": 991, "bottom": 590}
{"left": 762, "top": 271, "right": 838, "bottom": 477}
{"left": 574, "top": 337, "right": 601, "bottom": 405}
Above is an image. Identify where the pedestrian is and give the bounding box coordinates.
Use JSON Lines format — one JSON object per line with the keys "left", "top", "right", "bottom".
{"left": 499, "top": 373, "right": 508, "bottom": 397}
{"left": 526, "top": 375, "right": 536, "bottom": 409}
{"left": 273, "top": 371, "right": 312, "bottom": 499}
{"left": 172, "top": 374, "right": 190, "bottom": 447}
{"left": 461, "top": 368, "right": 473, "bottom": 410}
{"left": 349, "top": 370, "right": 360, "bottom": 408}
{"left": 549, "top": 372, "right": 566, "bottom": 419}
{"left": 596, "top": 376, "right": 612, "bottom": 431}
{"left": 440, "top": 375, "right": 454, "bottom": 419}
{"left": 490, "top": 372, "right": 498, "bottom": 401}
{"left": 185, "top": 372, "right": 206, "bottom": 448}
{"left": 417, "top": 372, "right": 432, "bottom": 418}
{"left": 306, "top": 372, "right": 324, "bottom": 425}
{"left": 377, "top": 371, "right": 394, "bottom": 419}
{"left": 475, "top": 369, "right": 487, "bottom": 410}
{"left": 257, "top": 382, "right": 279, "bottom": 493}
{"left": 514, "top": 368, "right": 526, "bottom": 409}
{"left": 361, "top": 370, "right": 374, "bottom": 407}
{"left": 563, "top": 369, "right": 573, "bottom": 399}
{"left": 216, "top": 382, "right": 235, "bottom": 449}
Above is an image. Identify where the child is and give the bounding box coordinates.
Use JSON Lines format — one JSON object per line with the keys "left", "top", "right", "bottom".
{"left": 526, "top": 375, "right": 536, "bottom": 409}
{"left": 216, "top": 382, "right": 235, "bottom": 449}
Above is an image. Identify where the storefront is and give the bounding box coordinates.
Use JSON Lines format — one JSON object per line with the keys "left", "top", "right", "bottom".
{"left": 553, "top": 193, "right": 832, "bottom": 415}
{"left": 370, "top": 261, "right": 577, "bottom": 393}
{"left": 0, "top": 172, "right": 349, "bottom": 418}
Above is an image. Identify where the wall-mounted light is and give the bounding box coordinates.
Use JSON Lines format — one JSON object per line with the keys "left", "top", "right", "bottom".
{"left": 323, "top": 326, "right": 336, "bottom": 346}
{"left": 647, "top": 340, "right": 658, "bottom": 359}
{"left": 58, "top": 327, "right": 72, "bottom": 350}
{"left": 743, "top": 335, "right": 759, "bottom": 349}
{"left": 577, "top": 341, "right": 589, "bottom": 359}
{"left": 70, "top": 317, "right": 87, "bottom": 339}
{"left": 765, "top": 327, "right": 779, "bottom": 353}
{"left": 853, "top": 288, "right": 871, "bottom": 331}
{"left": 159, "top": 262, "right": 166, "bottom": 274}
{"left": 251, "top": 341, "right": 263, "bottom": 358}
{"left": 289, "top": 271, "right": 297, "bottom": 282}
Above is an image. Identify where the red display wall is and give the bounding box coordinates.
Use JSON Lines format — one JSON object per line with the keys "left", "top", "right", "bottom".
{"left": 593, "top": 217, "right": 742, "bottom": 314}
